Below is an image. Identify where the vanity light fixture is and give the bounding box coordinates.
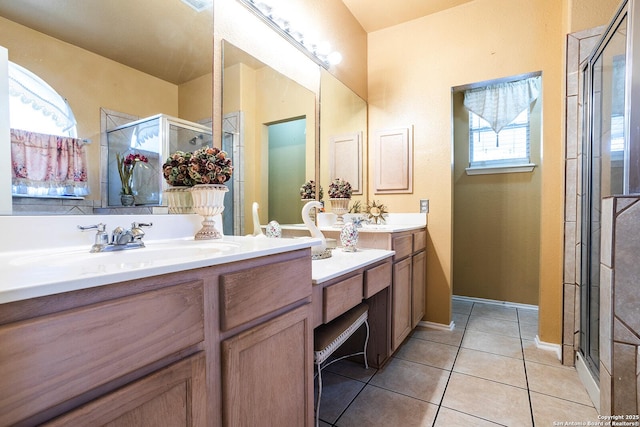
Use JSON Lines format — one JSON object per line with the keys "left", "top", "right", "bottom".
{"left": 180, "top": 0, "right": 213, "bottom": 12}
{"left": 237, "top": 0, "right": 343, "bottom": 68}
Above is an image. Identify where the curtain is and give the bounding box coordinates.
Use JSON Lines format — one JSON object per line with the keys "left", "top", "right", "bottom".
{"left": 11, "top": 129, "right": 90, "bottom": 197}
{"left": 464, "top": 76, "right": 541, "bottom": 134}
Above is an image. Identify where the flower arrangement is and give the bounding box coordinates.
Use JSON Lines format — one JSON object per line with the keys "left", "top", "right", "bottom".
{"left": 300, "top": 180, "right": 323, "bottom": 200}
{"left": 162, "top": 146, "right": 233, "bottom": 186}
{"left": 328, "top": 178, "right": 352, "bottom": 199}
{"left": 162, "top": 150, "right": 195, "bottom": 187}
{"left": 116, "top": 152, "right": 149, "bottom": 195}
{"left": 188, "top": 146, "right": 233, "bottom": 185}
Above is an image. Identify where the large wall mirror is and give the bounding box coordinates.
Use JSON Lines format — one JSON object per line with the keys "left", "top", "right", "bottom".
{"left": 0, "top": 0, "right": 213, "bottom": 215}
{"left": 319, "top": 68, "right": 368, "bottom": 209}
{"left": 222, "top": 40, "right": 316, "bottom": 234}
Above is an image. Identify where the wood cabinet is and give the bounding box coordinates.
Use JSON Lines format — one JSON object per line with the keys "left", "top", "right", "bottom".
{"left": 43, "top": 352, "right": 207, "bottom": 427}
{"left": 306, "top": 226, "right": 428, "bottom": 357}
{"left": 221, "top": 305, "right": 312, "bottom": 427}
{"left": 392, "top": 256, "right": 413, "bottom": 350}
{"left": 390, "top": 229, "right": 427, "bottom": 352}
{"left": 0, "top": 248, "right": 313, "bottom": 427}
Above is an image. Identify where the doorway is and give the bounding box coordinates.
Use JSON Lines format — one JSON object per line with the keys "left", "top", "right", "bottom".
{"left": 267, "top": 118, "right": 306, "bottom": 225}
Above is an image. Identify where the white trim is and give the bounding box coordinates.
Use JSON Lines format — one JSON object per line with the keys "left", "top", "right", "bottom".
{"left": 452, "top": 295, "right": 538, "bottom": 311}
{"left": 534, "top": 335, "right": 562, "bottom": 360}
{"left": 575, "top": 351, "right": 601, "bottom": 413}
{"left": 419, "top": 320, "right": 455, "bottom": 331}
{"left": 465, "top": 163, "right": 536, "bottom": 175}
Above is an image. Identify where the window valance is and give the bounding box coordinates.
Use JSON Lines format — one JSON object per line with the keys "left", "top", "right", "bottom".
{"left": 464, "top": 76, "right": 541, "bottom": 134}
{"left": 11, "top": 129, "right": 89, "bottom": 197}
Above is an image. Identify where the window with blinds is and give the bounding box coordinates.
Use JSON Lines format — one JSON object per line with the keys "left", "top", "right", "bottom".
{"left": 469, "top": 109, "right": 530, "bottom": 168}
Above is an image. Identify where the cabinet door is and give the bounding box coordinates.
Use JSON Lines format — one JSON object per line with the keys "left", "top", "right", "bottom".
{"left": 392, "top": 257, "right": 412, "bottom": 351}
{"left": 44, "top": 352, "right": 207, "bottom": 427}
{"left": 412, "top": 251, "right": 426, "bottom": 328}
{"left": 221, "top": 304, "right": 313, "bottom": 427}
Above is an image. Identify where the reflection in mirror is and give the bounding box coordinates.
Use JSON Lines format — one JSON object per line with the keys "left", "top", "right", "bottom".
{"left": 222, "top": 40, "right": 316, "bottom": 234}
{"left": 320, "top": 68, "right": 368, "bottom": 210}
{"left": 0, "top": 1, "right": 213, "bottom": 215}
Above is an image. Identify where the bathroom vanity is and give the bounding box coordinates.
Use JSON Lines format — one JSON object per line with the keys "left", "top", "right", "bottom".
{"left": 0, "top": 214, "right": 409, "bottom": 426}
{"left": 284, "top": 213, "right": 428, "bottom": 352}
{"left": 0, "top": 215, "right": 318, "bottom": 426}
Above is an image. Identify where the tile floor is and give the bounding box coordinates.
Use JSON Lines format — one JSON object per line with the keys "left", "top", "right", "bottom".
{"left": 315, "top": 298, "right": 600, "bottom": 426}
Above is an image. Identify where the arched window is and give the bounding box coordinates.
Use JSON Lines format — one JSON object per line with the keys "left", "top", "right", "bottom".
{"left": 7, "top": 61, "right": 77, "bottom": 137}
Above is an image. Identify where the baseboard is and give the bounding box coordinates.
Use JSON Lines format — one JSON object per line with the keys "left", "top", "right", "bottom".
{"left": 452, "top": 295, "right": 538, "bottom": 311}
{"left": 419, "top": 320, "right": 455, "bottom": 331}
{"left": 575, "top": 351, "right": 600, "bottom": 413}
{"left": 534, "top": 335, "right": 562, "bottom": 360}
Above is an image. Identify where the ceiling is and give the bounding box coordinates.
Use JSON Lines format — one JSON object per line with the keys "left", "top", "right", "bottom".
{"left": 342, "top": 0, "right": 474, "bottom": 32}
{"left": 0, "top": 0, "right": 213, "bottom": 85}
{"left": 0, "top": 0, "right": 471, "bottom": 85}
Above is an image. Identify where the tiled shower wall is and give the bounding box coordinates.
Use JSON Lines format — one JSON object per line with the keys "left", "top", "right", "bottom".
{"left": 600, "top": 196, "right": 640, "bottom": 415}
{"left": 564, "top": 25, "right": 604, "bottom": 367}
{"left": 565, "top": 28, "right": 640, "bottom": 415}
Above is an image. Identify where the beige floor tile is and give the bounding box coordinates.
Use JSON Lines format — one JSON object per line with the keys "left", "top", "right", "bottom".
{"left": 411, "top": 325, "right": 464, "bottom": 347}
{"left": 315, "top": 371, "right": 366, "bottom": 424}
{"left": 453, "top": 348, "right": 527, "bottom": 388}
{"left": 522, "top": 339, "right": 562, "bottom": 366}
{"left": 452, "top": 298, "right": 473, "bottom": 314}
{"left": 336, "top": 384, "right": 438, "bottom": 427}
{"left": 461, "top": 329, "right": 523, "bottom": 359}
{"left": 467, "top": 315, "right": 521, "bottom": 338}
{"left": 470, "top": 303, "right": 518, "bottom": 321}
{"left": 324, "top": 359, "right": 376, "bottom": 382}
{"left": 394, "top": 337, "right": 459, "bottom": 370}
{"left": 530, "top": 391, "right": 599, "bottom": 426}
{"left": 370, "top": 357, "right": 449, "bottom": 404}
{"left": 441, "top": 372, "right": 533, "bottom": 426}
{"left": 433, "top": 407, "right": 503, "bottom": 426}
{"left": 519, "top": 321, "right": 538, "bottom": 340}
{"left": 452, "top": 312, "right": 469, "bottom": 329}
{"left": 525, "top": 360, "right": 593, "bottom": 406}
{"left": 518, "top": 307, "right": 539, "bottom": 325}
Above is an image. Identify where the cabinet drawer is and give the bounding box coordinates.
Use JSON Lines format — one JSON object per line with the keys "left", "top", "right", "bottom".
{"left": 323, "top": 274, "right": 363, "bottom": 323}
{"left": 364, "top": 262, "right": 392, "bottom": 298}
{"left": 0, "top": 281, "right": 204, "bottom": 427}
{"left": 392, "top": 234, "right": 413, "bottom": 259}
{"left": 220, "top": 257, "right": 311, "bottom": 331}
{"left": 413, "top": 230, "right": 426, "bottom": 252}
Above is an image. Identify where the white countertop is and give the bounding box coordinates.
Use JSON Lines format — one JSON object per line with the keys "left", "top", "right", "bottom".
{"left": 0, "top": 235, "right": 320, "bottom": 305}
{"left": 311, "top": 248, "right": 394, "bottom": 284}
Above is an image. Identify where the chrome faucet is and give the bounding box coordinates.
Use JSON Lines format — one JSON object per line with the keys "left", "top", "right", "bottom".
{"left": 78, "top": 222, "right": 152, "bottom": 253}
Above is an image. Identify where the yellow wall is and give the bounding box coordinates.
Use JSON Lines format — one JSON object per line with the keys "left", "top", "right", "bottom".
{"left": 1, "top": 16, "right": 210, "bottom": 201}
{"left": 569, "top": 0, "right": 621, "bottom": 32}
{"left": 367, "top": 0, "right": 567, "bottom": 339}
{"left": 452, "top": 92, "right": 542, "bottom": 305}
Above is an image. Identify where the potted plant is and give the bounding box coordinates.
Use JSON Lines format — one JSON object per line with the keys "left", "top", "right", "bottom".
{"left": 163, "top": 146, "right": 233, "bottom": 240}
{"left": 116, "top": 152, "right": 148, "bottom": 206}
{"left": 162, "top": 150, "right": 196, "bottom": 214}
{"left": 328, "top": 178, "right": 352, "bottom": 226}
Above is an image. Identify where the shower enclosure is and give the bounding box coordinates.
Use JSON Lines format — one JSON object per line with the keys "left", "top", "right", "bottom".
{"left": 580, "top": 0, "right": 640, "bottom": 378}
{"left": 105, "top": 114, "right": 211, "bottom": 207}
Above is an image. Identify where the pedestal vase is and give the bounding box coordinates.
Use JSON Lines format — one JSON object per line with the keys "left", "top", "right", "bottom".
{"left": 189, "top": 184, "right": 228, "bottom": 239}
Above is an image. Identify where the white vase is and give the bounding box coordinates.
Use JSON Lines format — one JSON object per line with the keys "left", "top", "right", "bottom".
{"left": 165, "top": 186, "right": 193, "bottom": 214}
{"left": 189, "top": 184, "right": 228, "bottom": 240}
{"left": 330, "top": 198, "right": 350, "bottom": 227}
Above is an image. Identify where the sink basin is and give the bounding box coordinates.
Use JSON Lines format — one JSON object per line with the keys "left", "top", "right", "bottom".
{"left": 9, "top": 239, "right": 240, "bottom": 269}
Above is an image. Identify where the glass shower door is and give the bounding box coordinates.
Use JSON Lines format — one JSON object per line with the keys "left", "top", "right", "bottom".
{"left": 580, "top": 4, "right": 629, "bottom": 377}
